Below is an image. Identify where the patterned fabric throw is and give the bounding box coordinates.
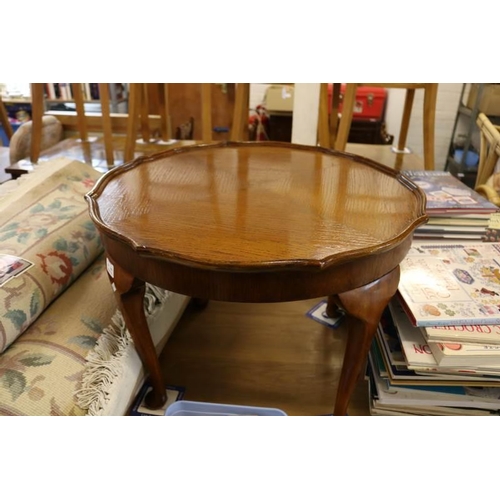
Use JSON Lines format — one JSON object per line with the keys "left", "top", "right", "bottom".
{"left": 0, "top": 158, "right": 103, "bottom": 353}
{"left": 0, "top": 255, "right": 112, "bottom": 415}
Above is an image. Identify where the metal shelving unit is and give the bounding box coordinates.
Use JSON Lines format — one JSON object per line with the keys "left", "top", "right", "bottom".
{"left": 445, "top": 84, "right": 484, "bottom": 187}
{"left": 445, "top": 84, "right": 500, "bottom": 188}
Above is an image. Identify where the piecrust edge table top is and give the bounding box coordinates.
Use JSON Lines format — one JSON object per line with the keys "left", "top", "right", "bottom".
{"left": 86, "top": 141, "right": 427, "bottom": 272}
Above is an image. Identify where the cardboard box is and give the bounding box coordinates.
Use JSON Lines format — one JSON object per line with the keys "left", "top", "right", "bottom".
{"left": 264, "top": 85, "right": 294, "bottom": 112}
{"left": 467, "top": 84, "right": 500, "bottom": 116}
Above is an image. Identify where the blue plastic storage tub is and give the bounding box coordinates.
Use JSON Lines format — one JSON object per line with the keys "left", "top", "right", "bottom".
{"left": 165, "top": 400, "right": 287, "bottom": 416}
{"left": 454, "top": 149, "right": 479, "bottom": 168}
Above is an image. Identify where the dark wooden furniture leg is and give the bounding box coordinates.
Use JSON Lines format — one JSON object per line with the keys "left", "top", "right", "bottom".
{"left": 191, "top": 298, "right": 209, "bottom": 310}
{"left": 110, "top": 257, "right": 167, "bottom": 409}
{"left": 326, "top": 295, "right": 344, "bottom": 319}
{"left": 333, "top": 266, "right": 400, "bottom": 416}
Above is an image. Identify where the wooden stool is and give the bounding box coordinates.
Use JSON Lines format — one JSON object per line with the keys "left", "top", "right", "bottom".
{"left": 327, "top": 83, "right": 438, "bottom": 170}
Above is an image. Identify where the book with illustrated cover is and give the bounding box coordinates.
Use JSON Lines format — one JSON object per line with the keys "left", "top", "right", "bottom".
{"left": 426, "top": 217, "right": 491, "bottom": 226}
{"left": 423, "top": 322, "right": 500, "bottom": 345}
{"left": 427, "top": 341, "right": 500, "bottom": 368}
{"left": 388, "top": 299, "right": 437, "bottom": 368}
{"left": 372, "top": 334, "right": 500, "bottom": 385}
{"left": 402, "top": 171, "right": 498, "bottom": 215}
{"left": 389, "top": 297, "right": 500, "bottom": 370}
{"left": 417, "top": 224, "right": 487, "bottom": 234}
{"left": 398, "top": 243, "right": 500, "bottom": 327}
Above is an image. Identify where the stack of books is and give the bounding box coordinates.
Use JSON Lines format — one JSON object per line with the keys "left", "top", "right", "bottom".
{"left": 402, "top": 171, "right": 499, "bottom": 241}
{"left": 368, "top": 242, "right": 500, "bottom": 416}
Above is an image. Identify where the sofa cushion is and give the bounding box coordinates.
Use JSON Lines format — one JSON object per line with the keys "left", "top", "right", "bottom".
{"left": 9, "top": 115, "right": 63, "bottom": 165}
{"left": 0, "top": 158, "right": 103, "bottom": 353}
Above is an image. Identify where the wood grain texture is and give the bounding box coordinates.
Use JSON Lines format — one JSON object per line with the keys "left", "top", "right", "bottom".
{"left": 88, "top": 142, "right": 427, "bottom": 272}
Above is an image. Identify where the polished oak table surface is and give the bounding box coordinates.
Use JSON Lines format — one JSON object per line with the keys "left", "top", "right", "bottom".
{"left": 86, "top": 141, "right": 427, "bottom": 415}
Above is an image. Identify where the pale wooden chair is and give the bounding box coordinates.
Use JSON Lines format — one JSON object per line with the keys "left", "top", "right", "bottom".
{"left": 124, "top": 83, "right": 217, "bottom": 162}
{"left": 326, "top": 83, "right": 438, "bottom": 170}
{"left": 474, "top": 112, "right": 500, "bottom": 206}
{"left": 124, "top": 83, "right": 174, "bottom": 162}
{"left": 29, "top": 83, "right": 115, "bottom": 166}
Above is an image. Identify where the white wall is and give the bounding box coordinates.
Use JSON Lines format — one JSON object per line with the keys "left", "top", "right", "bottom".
{"left": 250, "top": 83, "right": 464, "bottom": 170}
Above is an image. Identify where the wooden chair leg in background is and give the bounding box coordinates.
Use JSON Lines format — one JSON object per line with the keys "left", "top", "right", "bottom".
{"left": 201, "top": 83, "right": 213, "bottom": 143}
{"left": 157, "top": 83, "right": 174, "bottom": 144}
{"left": 317, "top": 83, "right": 330, "bottom": 148}
{"left": 30, "top": 83, "right": 45, "bottom": 164}
{"left": 98, "top": 83, "right": 114, "bottom": 167}
{"left": 334, "top": 83, "right": 358, "bottom": 151}
{"left": 230, "top": 83, "right": 250, "bottom": 141}
{"left": 124, "top": 83, "right": 142, "bottom": 162}
{"left": 329, "top": 83, "right": 341, "bottom": 148}
{"left": 72, "top": 83, "right": 88, "bottom": 142}
{"left": 423, "top": 83, "right": 438, "bottom": 171}
{"left": 392, "top": 88, "right": 415, "bottom": 154}
{"left": 140, "top": 83, "right": 151, "bottom": 143}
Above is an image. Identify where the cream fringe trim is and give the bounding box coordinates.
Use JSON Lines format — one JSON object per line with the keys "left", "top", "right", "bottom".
{"left": 74, "top": 285, "right": 170, "bottom": 416}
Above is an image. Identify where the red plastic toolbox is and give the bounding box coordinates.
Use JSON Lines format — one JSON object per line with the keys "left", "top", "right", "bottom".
{"left": 328, "top": 84, "right": 387, "bottom": 120}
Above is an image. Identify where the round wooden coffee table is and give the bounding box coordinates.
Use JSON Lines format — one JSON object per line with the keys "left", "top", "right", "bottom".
{"left": 86, "top": 142, "right": 427, "bottom": 415}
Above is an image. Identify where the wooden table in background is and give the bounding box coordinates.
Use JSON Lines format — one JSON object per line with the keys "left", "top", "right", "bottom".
{"left": 87, "top": 142, "right": 427, "bottom": 415}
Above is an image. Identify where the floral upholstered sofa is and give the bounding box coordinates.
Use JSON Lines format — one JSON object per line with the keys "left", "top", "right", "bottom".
{"left": 0, "top": 157, "right": 189, "bottom": 416}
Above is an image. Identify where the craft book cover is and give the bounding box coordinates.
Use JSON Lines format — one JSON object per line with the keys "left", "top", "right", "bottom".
{"left": 398, "top": 243, "right": 500, "bottom": 327}
{"left": 402, "top": 171, "right": 498, "bottom": 214}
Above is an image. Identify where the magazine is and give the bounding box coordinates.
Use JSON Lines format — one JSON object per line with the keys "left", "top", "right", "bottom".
{"left": 368, "top": 351, "right": 500, "bottom": 410}
{"left": 403, "top": 171, "right": 498, "bottom": 215}
{"left": 398, "top": 243, "right": 500, "bottom": 327}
